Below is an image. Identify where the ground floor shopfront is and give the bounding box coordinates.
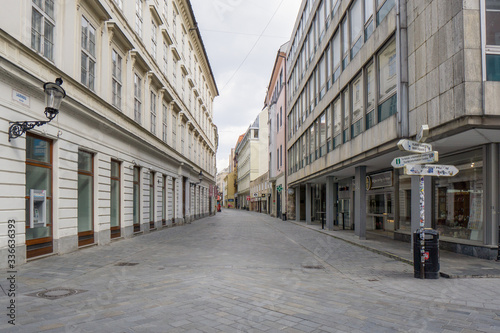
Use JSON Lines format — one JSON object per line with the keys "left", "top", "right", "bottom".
{"left": 1, "top": 86, "right": 214, "bottom": 269}
{"left": 292, "top": 141, "right": 500, "bottom": 260}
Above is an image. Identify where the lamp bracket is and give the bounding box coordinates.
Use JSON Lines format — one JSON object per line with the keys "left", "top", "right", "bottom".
{"left": 9, "top": 120, "right": 50, "bottom": 141}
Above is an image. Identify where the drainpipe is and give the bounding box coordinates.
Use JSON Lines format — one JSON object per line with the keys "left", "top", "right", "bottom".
{"left": 396, "top": 0, "right": 409, "bottom": 137}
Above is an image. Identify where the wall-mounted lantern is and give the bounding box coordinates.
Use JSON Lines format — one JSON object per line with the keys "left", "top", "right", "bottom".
{"left": 9, "top": 78, "right": 66, "bottom": 141}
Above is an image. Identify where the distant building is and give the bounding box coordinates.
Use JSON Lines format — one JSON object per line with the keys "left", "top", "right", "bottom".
{"left": 266, "top": 43, "right": 289, "bottom": 219}
{"left": 235, "top": 109, "right": 269, "bottom": 209}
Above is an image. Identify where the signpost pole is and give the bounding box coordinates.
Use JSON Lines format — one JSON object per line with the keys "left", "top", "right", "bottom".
{"left": 419, "top": 176, "right": 425, "bottom": 279}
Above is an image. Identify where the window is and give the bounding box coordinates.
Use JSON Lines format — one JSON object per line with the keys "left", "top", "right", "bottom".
{"left": 333, "top": 30, "right": 341, "bottom": 81}
{"left": 31, "top": 0, "right": 55, "bottom": 60}
{"left": 133, "top": 167, "right": 141, "bottom": 232}
{"left": 378, "top": 40, "right": 397, "bottom": 121}
{"left": 280, "top": 107, "right": 283, "bottom": 127}
{"left": 276, "top": 148, "right": 280, "bottom": 169}
{"left": 352, "top": 74, "right": 364, "bottom": 139}
{"left": 350, "top": 0, "right": 363, "bottom": 59}
{"left": 319, "top": 113, "right": 326, "bottom": 156}
{"left": 309, "top": 125, "right": 315, "bottom": 162}
{"left": 365, "top": 0, "right": 374, "bottom": 40}
{"left": 486, "top": 1, "right": 500, "bottom": 81}
{"left": 277, "top": 114, "right": 280, "bottom": 132}
{"left": 342, "top": 89, "right": 350, "bottom": 143}
{"left": 112, "top": 50, "right": 122, "bottom": 108}
{"left": 135, "top": 0, "right": 143, "bottom": 37}
{"left": 78, "top": 150, "right": 94, "bottom": 246}
{"left": 163, "top": 42, "right": 169, "bottom": 75}
{"left": 332, "top": 98, "right": 342, "bottom": 148}
{"left": 26, "top": 134, "right": 53, "bottom": 258}
{"left": 163, "top": 0, "right": 168, "bottom": 20}
{"left": 342, "top": 17, "right": 349, "bottom": 69}
{"left": 134, "top": 74, "right": 142, "bottom": 124}
{"left": 366, "top": 62, "right": 375, "bottom": 129}
{"left": 377, "top": 0, "right": 395, "bottom": 25}
{"left": 253, "top": 129, "right": 259, "bottom": 138}
{"left": 81, "top": 16, "right": 96, "bottom": 90}
{"left": 151, "top": 21, "right": 157, "bottom": 58}
{"left": 181, "top": 124, "right": 185, "bottom": 154}
{"left": 150, "top": 92, "right": 157, "bottom": 134}
{"left": 162, "top": 104, "right": 168, "bottom": 142}
{"left": 110, "top": 160, "right": 121, "bottom": 239}
{"left": 172, "top": 114, "right": 177, "bottom": 149}
{"left": 149, "top": 172, "right": 155, "bottom": 229}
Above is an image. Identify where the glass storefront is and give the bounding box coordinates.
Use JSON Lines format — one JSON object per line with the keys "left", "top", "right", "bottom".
{"left": 397, "top": 149, "right": 484, "bottom": 243}
{"left": 434, "top": 150, "right": 483, "bottom": 242}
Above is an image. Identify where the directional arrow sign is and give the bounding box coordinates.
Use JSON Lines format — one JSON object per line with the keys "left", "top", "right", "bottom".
{"left": 404, "top": 164, "right": 459, "bottom": 177}
{"left": 397, "top": 139, "right": 433, "bottom": 153}
{"left": 391, "top": 151, "right": 439, "bottom": 168}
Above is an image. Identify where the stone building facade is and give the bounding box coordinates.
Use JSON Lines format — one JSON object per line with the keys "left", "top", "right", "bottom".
{"left": 0, "top": 0, "right": 218, "bottom": 266}
{"left": 286, "top": 0, "right": 500, "bottom": 259}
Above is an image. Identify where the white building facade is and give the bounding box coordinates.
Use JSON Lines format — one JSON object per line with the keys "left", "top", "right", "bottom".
{"left": 0, "top": 0, "right": 218, "bottom": 265}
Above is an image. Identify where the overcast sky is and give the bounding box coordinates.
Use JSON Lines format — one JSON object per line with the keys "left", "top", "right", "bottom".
{"left": 190, "top": 0, "right": 302, "bottom": 173}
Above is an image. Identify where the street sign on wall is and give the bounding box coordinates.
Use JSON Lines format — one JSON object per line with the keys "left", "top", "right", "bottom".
{"left": 391, "top": 151, "right": 439, "bottom": 168}
{"left": 404, "top": 164, "right": 459, "bottom": 177}
{"left": 397, "top": 139, "right": 433, "bottom": 153}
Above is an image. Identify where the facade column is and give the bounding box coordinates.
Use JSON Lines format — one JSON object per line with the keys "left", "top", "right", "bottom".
{"left": 306, "top": 183, "right": 312, "bottom": 224}
{"left": 295, "top": 185, "right": 301, "bottom": 221}
{"left": 326, "top": 177, "right": 336, "bottom": 230}
{"left": 355, "top": 166, "right": 367, "bottom": 239}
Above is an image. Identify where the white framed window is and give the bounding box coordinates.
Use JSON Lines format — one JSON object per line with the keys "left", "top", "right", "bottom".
{"left": 81, "top": 16, "right": 96, "bottom": 90}
{"left": 163, "top": 41, "right": 169, "bottom": 75}
{"left": 163, "top": 0, "right": 168, "bottom": 21}
{"left": 162, "top": 104, "right": 168, "bottom": 142}
{"left": 134, "top": 74, "right": 142, "bottom": 124}
{"left": 150, "top": 91, "right": 157, "bottom": 134}
{"left": 112, "top": 49, "right": 122, "bottom": 108}
{"left": 171, "top": 114, "right": 177, "bottom": 149}
{"left": 31, "top": 0, "right": 55, "bottom": 61}
{"left": 151, "top": 21, "right": 157, "bottom": 58}
{"left": 135, "top": 0, "right": 143, "bottom": 37}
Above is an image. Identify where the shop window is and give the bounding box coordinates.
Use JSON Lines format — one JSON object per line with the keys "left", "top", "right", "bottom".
{"left": 133, "top": 166, "right": 141, "bottom": 232}
{"left": 26, "top": 135, "right": 53, "bottom": 258}
{"left": 434, "top": 150, "right": 483, "bottom": 242}
{"left": 397, "top": 174, "right": 412, "bottom": 232}
{"left": 78, "top": 150, "right": 94, "bottom": 246}
{"left": 110, "top": 160, "right": 121, "bottom": 239}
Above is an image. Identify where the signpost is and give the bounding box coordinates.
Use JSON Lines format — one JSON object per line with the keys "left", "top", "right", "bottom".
{"left": 391, "top": 152, "right": 438, "bottom": 168}
{"left": 397, "top": 139, "right": 433, "bottom": 153}
{"left": 404, "top": 164, "right": 459, "bottom": 177}
{"left": 393, "top": 125, "right": 458, "bottom": 279}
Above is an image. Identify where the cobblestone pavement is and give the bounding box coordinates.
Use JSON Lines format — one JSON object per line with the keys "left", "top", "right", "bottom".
{"left": 1, "top": 209, "right": 500, "bottom": 332}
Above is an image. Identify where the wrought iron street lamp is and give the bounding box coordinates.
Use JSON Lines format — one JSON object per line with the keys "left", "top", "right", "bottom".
{"left": 9, "top": 78, "right": 66, "bottom": 141}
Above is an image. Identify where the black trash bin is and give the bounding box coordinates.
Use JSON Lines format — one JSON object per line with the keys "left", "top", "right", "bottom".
{"left": 413, "top": 229, "right": 440, "bottom": 279}
{"left": 282, "top": 213, "right": 287, "bottom": 221}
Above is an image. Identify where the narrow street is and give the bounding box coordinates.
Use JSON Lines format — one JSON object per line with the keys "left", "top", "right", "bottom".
{"left": 2, "top": 209, "right": 500, "bottom": 333}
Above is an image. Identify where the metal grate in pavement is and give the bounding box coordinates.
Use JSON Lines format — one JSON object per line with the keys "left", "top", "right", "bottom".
{"left": 27, "top": 288, "right": 87, "bottom": 300}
